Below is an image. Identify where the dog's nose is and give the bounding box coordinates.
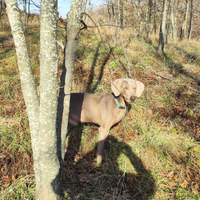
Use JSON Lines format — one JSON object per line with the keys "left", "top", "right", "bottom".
{"left": 130, "top": 96, "right": 136, "bottom": 102}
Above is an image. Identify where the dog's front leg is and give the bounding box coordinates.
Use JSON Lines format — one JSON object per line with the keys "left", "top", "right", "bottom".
{"left": 96, "top": 126, "right": 110, "bottom": 165}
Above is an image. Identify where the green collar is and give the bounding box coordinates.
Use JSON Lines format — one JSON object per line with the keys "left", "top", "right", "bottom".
{"left": 113, "top": 93, "right": 127, "bottom": 110}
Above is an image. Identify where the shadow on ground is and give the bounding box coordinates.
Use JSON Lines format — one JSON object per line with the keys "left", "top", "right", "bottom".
{"left": 61, "top": 131, "right": 155, "bottom": 199}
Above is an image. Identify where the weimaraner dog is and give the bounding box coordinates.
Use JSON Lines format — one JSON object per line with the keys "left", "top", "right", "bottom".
{"left": 68, "top": 78, "right": 144, "bottom": 164}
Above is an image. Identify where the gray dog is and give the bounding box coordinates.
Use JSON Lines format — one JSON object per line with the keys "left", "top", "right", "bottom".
{"left": 68, "top": 78, "right": 144, "bottom": 164}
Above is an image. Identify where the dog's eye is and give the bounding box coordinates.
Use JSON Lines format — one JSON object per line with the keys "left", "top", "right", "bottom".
{"left": 124, "top": 87, "right": 128, "bottom": 90}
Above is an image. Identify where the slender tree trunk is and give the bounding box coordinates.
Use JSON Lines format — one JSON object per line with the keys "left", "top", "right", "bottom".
{"left": 85, "top": 0, "right": 91, "bottom": 24}
{"left": 180, "top": 0, "right": 190, "bottom": 40}
{"left": 143, "top": 0, "right": 151, "bottom": 37}
{"left": 82, "top": 0, "right": 87, "bottom": 21}
{"left": 131, "top": 1, "right": 137, "bottom": 38}
{"left": 0, "top": 0, "right": 2, "bottom": 19}
{"left": 165, "top": 22, "right": 170, "bottom": 44}
{"left": 187, "top": 0, "right": 193, "bottom": 39}
{"left": 153, "top": 0, "right": 157, "bottom": 34}
{"left": 158, "top": 0, "right": 168, "bottom": 53}
{"left": 58, "top": 0, "right": 83, "bottom": 161}
{"left": 5, "top": 0, "right": 41, "bottom": 197}
{"left": 23, "top": 0, "right": 26, "bottom": 29}
{"left": 122, "top": 0, "right": 126, "bottom": 29}
{"left": 39, "top": 0, "right": 60, "bottom": 198}
{"left": 117, "top": 0, "right": 120, "bottom": 40}
{"left": 107, "top": 0, "right": 115, "bottom": 41}
{"left": 26, "top": 0, "right": 30, "bottom": 28}
{"left": 170, "top": 0, "right": 177, "bottom": 41}
{"left": 119, "top": 33, "right": 131, "bottom": 76}
{"left": 137, "top": 0, "right": 142, "bottom": 38}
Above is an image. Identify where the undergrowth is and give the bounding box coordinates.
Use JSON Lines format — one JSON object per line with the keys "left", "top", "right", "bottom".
{"left": 0, "top": 16, "right": 200, "bottom": 200}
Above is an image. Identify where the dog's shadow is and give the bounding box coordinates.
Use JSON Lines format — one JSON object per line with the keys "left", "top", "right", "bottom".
{"left": 61, "top": 128, "right": 155, "bottom": 199}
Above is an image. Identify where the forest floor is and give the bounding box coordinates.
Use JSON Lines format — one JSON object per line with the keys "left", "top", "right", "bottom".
{"left": 1, "top": 14, "right": 200, "bottom": 199}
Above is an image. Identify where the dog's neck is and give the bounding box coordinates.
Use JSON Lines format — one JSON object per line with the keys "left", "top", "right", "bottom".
{"left": 113, "top": 93, "right": 127, "bottom": 110}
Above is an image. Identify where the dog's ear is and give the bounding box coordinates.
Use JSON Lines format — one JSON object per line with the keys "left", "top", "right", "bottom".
{"left": 135, "top": 81, "right": 144, "bottom": 97}
{"left": 111, "top": 79, "right": 123, "bottom": 96}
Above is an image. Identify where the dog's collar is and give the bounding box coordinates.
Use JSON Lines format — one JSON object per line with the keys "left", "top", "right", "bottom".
{"left": 112, "top": 93, "right": 127, "bottom": 110}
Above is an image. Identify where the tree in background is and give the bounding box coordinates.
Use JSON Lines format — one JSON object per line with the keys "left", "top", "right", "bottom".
{"left": 187, "top": 0, "right": 194, "bottom": 39}
{"left": 5, "top": 0, "right": 83, "bottom": 199}
{"left": 158, "top": 0, "right": 168, "bottom": 53}
{"left": 180, "top": 0, "right": 190, "bottom": 39}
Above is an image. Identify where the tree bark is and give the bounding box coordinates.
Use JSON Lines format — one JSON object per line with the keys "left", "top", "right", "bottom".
{"left": 180, "top": 0, "right": 190, "bottom": 40}
{"left": 187, "top": 0, "right": 193, "bottom": 39}
{"left": 6, "top": 0, "right": 62, "bottom": 198}
{"left": 122, "top": 0, "right": 126, "bottom": 29}
{"left": 107, "top": 0, "right": 115, "bottom": 41}
{"left": 85, "top": 0, "right": 91, "bottom": 24}
{"left": 82, "top": 0, "right": 87, "bottom": 21}
{"left": 131, "top": 1, "right": 137, "bottom": 38}
{"left": 158, "top": 0, "right": 168, "bottom": 54}
{"left": 143, "top": 0, "right": 151, "bottom": 37}
{"left": 26, "top": 0, "right": 30, "bottom": 28}
{"left": 153, "top": 0, "right": 157, "bottom": 34}
{"left": 39, "top": 0, "right": 60, "bottom": 198}
{"left": 58, "top": 0, "right": 83, "bottom": 161}
{"left": 117, "top": 0, "right": 120, "bottom": 40}
{"left": 136, "top": 0, "right": 142, "bottom": 38}
{"left": 23, "top": 0, "right": 26, "bottom": 29}
{"left": 5, "top": 0, "right": 41, "bottom": 197}
{"left": 0, "top": 0, "right": 2, "bottom": 19}
{"left": 170, "top": 0, "right": 177, "bottom": 41}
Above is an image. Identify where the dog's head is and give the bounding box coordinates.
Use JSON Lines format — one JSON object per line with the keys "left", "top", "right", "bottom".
{"left": 111, "top": 78, "right": 144, "bottom": 103}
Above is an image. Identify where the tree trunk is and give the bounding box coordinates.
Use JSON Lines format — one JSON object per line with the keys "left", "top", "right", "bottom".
{"left": 5, "top": 0, "right": 41, "bottom": 197}
{"left": 165, "top": 22, "right": 170, "bottom": 44}
{"left": 187, "top": 0, "right": 193, "bottom": 39}
{"left": 117, "top": 0, "right": 120, "bottom": 40}
{"left": 23, "top": 0, "right": 26, "bottom": 29}
{"left": 170, "top": 0, "right": 177, "bottom": 41}
{"left": 82, "top": 0, "right": 87, "bottom": 21}
{"left": 0, "top": 0, "right": 2, "bottom": 19}
{"left": 122, "top": 0, "right": 126, "bottom": 29}
{"left": 131, "top": 1, "right": 137, "bottom": 38}
{"left": 153, "top": 0, "right": 157, "bottom": 34}
{"left": 143, "top": 0, "right": 151, "bottom": 37}
{"left": 6, "top": 0, "right": 62, "bottom": 198}
{"left": 180, "top": 0, "right": 190, "bottom": 40}
{"left": 58, "top": 0, "right": 83, "bottom": 161}
{"left": 107, "top": 0, "right": 115, "bottom": 42}
{"left": 158, "top": 0, "right": 168, "bottom": 53}
{"left": 85, "top": 0, "right": 91, "bottom": 24}
{"left": 26, "top": 0, "right": 30, "bottom": 28}
{"left": 39, "top": 0, "right": 60, "bottom": 198}
{"left": 136, "top": 0, "right": 142, "bottom": 38}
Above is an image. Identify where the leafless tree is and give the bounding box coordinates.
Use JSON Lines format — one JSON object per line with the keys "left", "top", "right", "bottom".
{"left": 6, "top": 0, "right": 83, "bottom": 198}
{"left": 158, "top": 0, "right": 168, "bottom": 53}
{"left": 180, "top": 0, "right": 190, "bottom": 39}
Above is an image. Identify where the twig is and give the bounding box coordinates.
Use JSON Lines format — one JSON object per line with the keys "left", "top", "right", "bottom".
{"left": 57, "top": 40, "right": 64, "bottom": 51}
{"left": 82, "top": 12, "right": 131, "bottom": 78}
